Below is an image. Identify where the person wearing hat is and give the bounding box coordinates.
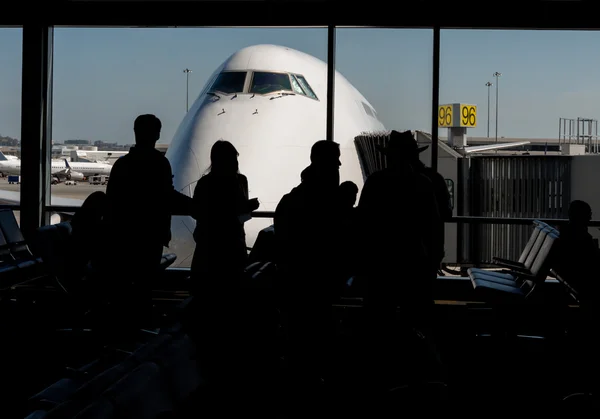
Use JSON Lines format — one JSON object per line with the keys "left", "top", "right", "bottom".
{"left": 377, "top": 130, "right": 452, "bottom": 269}
{"left": 355, "top": 130, "right": 443, "bottom": 387}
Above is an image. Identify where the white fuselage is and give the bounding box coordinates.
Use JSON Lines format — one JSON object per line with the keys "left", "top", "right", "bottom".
{"left": 166, "top": 44, "right": 385, "bottom": 267}
{"left": 0, "top": 159, "right": 112, "bottom": 177}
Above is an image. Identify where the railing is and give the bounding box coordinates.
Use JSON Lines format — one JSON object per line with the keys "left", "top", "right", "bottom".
{"left": 39, "top": 206, "right": 600, "bottom": 227}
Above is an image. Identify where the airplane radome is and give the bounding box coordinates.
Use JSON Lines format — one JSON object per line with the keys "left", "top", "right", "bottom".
{"left": 166, "top": 44, "right": 386, "bottom": 267}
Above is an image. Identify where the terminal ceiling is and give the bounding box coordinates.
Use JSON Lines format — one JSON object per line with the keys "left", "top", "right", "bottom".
{"left": 4, "top": 0, "right": 600, "bottom": 28}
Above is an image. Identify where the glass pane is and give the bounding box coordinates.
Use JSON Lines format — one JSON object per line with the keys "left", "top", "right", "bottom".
{"left": 250, "top": 72, "right": 293, "bottom": 94}
{"left": 295, "top": 74, "right": 317, "bottom": 100}
{"left": 52, "top": 27, "right": 328, "bottom": 268}
{"left": 0, "top": 28, "right": 22, "bottom": 205}
{"left": 290, "top": 74, "right": 306, "bottom": 95}
{"left": 439, "top": 29, "right": 600, "bottom": 267}
{"left": 335, "top": 28, "right": 433, "bottom": 195}
{"left": 210, "top": 71, "right": 246, "bottom": 94}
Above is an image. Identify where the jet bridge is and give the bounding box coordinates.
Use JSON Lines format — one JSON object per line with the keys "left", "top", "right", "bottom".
{"left": 354, "top": 131, "right": 572, "bottom": 269}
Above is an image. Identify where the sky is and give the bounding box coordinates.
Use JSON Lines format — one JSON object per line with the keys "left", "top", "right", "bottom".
{"left": 1, "top": 27, "right": 600, "bottom": 144}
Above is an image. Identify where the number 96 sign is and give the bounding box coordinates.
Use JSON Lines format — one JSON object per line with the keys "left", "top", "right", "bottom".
{"left": 438, "top": 104, "right": 477, "bottom": 128}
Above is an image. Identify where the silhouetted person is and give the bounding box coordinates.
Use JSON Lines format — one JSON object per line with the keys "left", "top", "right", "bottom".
{"left": 339, "top": 180, "right": 358, "bottom": 212}
{"left": 392, "top": 130, "right": 451, "bottom": 272}
{"left": 356, "top": 130, "right": 442, "bottom": 388}
{"left": 274, "top": 140, "right": 342, "bottom": 402}
{"left": 555, "top": 200, "right": 600, "bottom": 393}
{"left": 555, "top": 200, "right": 599, "bottom": 298}
{"left": 188, "top": 140, "right": 259, "bottom": 395}
{"left": 96, "top": 114, "right": 193, "bottom": 336}
{"left": 70, "top": 191, "right": 107, "bottom": 284}
{"left": 191, "top": 140, "right": 259, "bottom": 291}
{"left": 337, "top": 180, "right": 359, "bottom": 289}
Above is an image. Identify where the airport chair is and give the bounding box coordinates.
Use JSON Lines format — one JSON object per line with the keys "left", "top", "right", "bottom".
{"left": 551, "top": 269, "right": 580, "bottom": 304}
{"left": 160, "top": 253, "right": 177, "bottom": 269}
{"left": 27, "top": 355, "right": 136, "bottom": 414}
{"left": 468, "top": 224, "right": 552, "bottom": 282}
{"left": 147, "top": 334, "right": 203, "bottom": 405}
{"left": 26, "top": 335, "right": 171, "bottom": 417}
{"left": 0, "top": 226, "right": 34, "bottom": 291}
{"left": 31, "top": 223, "right": 72, "bottom": 282}
{"left": 0, "top": 209, "right": 35, "bottom": 261}
{"left": 471, "top": 226, "right": 559, "bottom": 287}
{"left": 491, "top": 220, "right": 545, "bottom": 270}
{"left": 102, "top": 362, "right": 173, "bottom": 418}
{"left": 0, "top": 210, "right": 49, "bottom": 288}
{"left": 68, "top": 397, "right": 114, "bottom": 419}
{"left": 467, "top": 229, "right": 559, "bottom": 300}
{"left": 24, "top": 410, "right": 46, "bottom": 419}
{"left": 468, "top": 221, "right": 546, "bottom": 274}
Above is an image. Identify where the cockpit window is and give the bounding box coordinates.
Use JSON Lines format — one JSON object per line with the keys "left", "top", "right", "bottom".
{"left": 290, "top": 75, "right": 306, "bottom": 95}
{"left": 210, "top": 71, "right": 247, "bottom": 94}
{"left": 250, "top": 72, "right": 292, "bottom": 95}
{"left": 293, "top": 74, "right": 317, "bottom": 100}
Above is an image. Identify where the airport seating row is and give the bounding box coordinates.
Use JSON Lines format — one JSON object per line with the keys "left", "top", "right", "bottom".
{"left": 32, "top": 221, "right": 177, "bottom": 280}
{"left": 0, "top": 208, "right": 177, "bottom": 302}
{"left": 0, "top": 209, "right": 49, "bottom": 291}
{"left": 24, "top": 309, "right": 204, "bottom": 419}
{"left": 467, "top": 220, "right": 560, "bottom": 301}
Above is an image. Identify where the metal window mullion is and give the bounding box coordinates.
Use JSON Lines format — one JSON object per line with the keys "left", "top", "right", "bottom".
{"left": 431, "top": 26, "right": 440, "bottom": 171}
{"left": 326, "top": 25, "right": 336, "bottom": 142}
{"left": 20, "top": 24, "right": 53, "bottom": 241}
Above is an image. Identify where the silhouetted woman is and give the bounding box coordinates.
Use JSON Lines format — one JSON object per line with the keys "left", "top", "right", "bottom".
{"left": 188, "top": 140, "right": 259, "bottom": 395}
{"left": 190, "top": 140, "right": 259, "bottom": 292}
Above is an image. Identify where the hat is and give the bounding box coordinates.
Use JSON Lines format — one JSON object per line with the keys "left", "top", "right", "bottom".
{"left": 376, "top": 130, "right": 429, "bottom": 156}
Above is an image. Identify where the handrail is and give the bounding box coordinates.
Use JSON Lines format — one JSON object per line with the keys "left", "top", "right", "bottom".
{"left": 43, "top": 206, "right": 600, "bottom": 227}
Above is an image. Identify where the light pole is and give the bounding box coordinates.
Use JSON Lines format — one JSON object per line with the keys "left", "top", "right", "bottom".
{"left": 183, "top": 68, "right": 192, "bottom": 112}
{"left": 493, "top": 72, "right": 501, "bottom": 142}
{"left": 486, "top": 81, "right": 493, "bottom": 138}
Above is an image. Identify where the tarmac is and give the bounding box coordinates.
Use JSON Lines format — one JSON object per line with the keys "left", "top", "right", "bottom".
{"left": 0, "top": 178, "right": 107, "bottom": 225}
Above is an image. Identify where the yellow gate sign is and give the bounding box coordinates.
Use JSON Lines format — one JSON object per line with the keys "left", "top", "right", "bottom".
{"left": 438, "top": 104, "right": 453, "bottom": 127}
{"left": 438, "top": 103, "right": 477, "bottom": 128}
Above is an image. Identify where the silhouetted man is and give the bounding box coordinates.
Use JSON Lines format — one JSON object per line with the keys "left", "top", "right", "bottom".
{"left": 356, "top": 130, "right": 442, "bottom": 388}
{"left": 555, "top": 200, "right": 600, "bottom": 393}
{"left": 555, "top": 200, "right": 599, "bottom": 297}
{"left": 396, "top": 130, "right": 451, "bottom": 270}
{"left": 274, "top": 139, "right": 342, "bottom": 403}
{"left": 98, "top": 114, "right": 193, "bottom": 331}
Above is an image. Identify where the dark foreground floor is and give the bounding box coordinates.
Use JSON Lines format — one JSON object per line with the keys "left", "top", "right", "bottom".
{"left": 13, "top": 299, "right": 596, "bottom": 418}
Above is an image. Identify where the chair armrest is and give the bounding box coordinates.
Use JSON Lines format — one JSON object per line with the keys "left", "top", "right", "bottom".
{"left": 515, "top": 271, "right": 538, "bottom": 281}
{"left": 493, "top": 257, "right": 525, "bottom": 270}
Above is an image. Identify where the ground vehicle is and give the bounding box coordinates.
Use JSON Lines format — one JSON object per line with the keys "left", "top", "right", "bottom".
{"left": 7, "top": 175, "right": 20, "bottom": 184}
{"left": 89, "top": 175, "right": 109, "bottom": 185}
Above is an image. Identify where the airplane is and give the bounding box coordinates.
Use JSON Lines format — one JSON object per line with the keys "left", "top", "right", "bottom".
{"left": 0, "top": 44, "right": 526, "bottom": 269}
{"left": 165, "top": 44, "right": 387, "bottom": 267}
{"left": 165, "top": 44, "right": 528, "bottom": 268}
{"left": 0, "top": 152, "right": 112, "bottom": 182}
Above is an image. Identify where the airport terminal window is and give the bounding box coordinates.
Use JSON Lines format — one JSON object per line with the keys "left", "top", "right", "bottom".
{"left": 293, "top": 74, "right": 317, "bottom": 100}
{"left": 250, "top": 72, "right": 293, "bottom": 95}
{"left": 209, "top": 71, "right": 247, "bottom": 94}
{"left": 0, "top": 28, "right": 22, "bottom": 204}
